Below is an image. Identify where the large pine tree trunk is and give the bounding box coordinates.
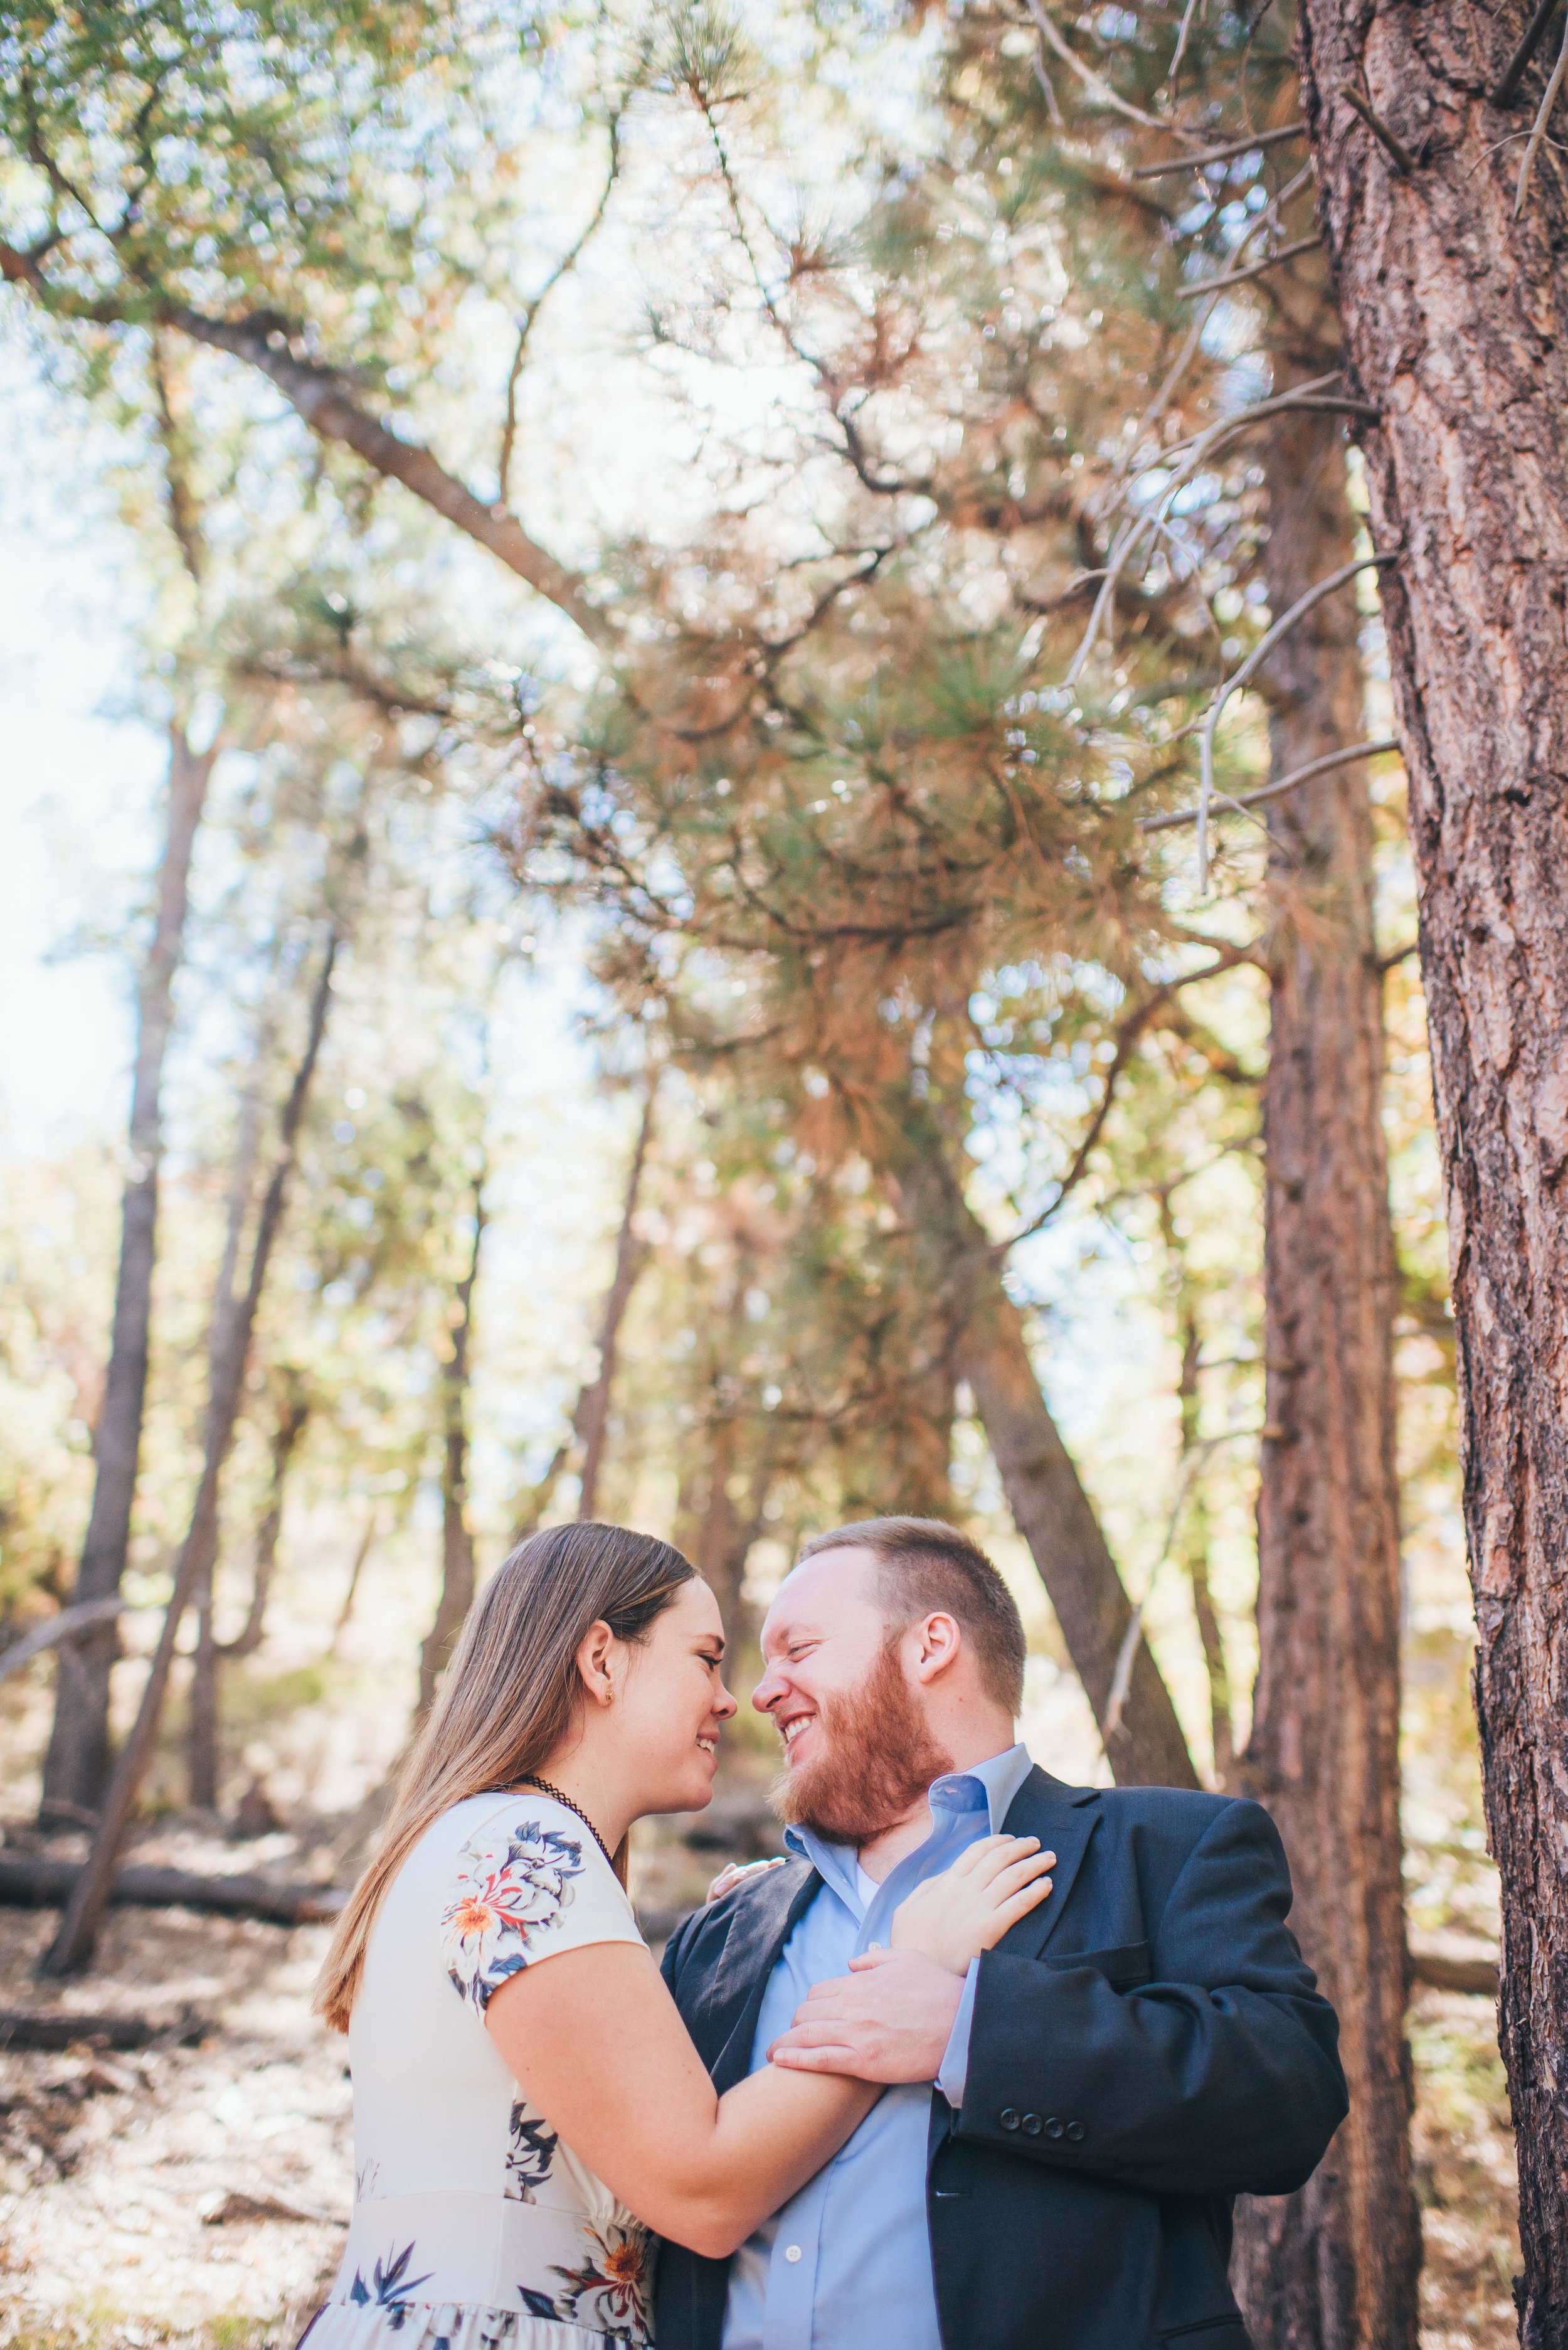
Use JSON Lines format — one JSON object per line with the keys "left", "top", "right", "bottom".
{"left": 1294, "top": 18, "right": 1568, "bottom": 2333}
{"left": 1230, "top": 407, "right": 1419, "bottom": 2349}
{"left": 887, "top": 1127, "right": 1198, "bottom": 1789}
{"left": 42, "top": 725, "right": 216, "bottom": 1822}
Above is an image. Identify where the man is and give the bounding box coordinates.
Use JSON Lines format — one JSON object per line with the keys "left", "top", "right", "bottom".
{"left": 657, "top": 1517, "right": 1347, "bottom": 2350}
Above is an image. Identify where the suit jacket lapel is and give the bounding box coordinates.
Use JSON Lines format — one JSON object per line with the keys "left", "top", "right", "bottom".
{"left": 999, "top": 1767, "right": 1101, "bottom": 1959}
{"left": 699, "top": 1859, "right": 822, "bottom": 2092}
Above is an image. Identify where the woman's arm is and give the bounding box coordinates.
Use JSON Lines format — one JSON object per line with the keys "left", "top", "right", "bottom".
{"left": 485, "top": 1831, "right": 1054, "bottom": 2258}
{"left": 486, "top": 1940, "right": 876, "bottom": 2258}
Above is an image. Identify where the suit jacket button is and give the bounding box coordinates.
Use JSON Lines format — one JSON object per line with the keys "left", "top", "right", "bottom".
{"left": 1021, "top": 2112, "right": 1042, "bottom": 2136}
{"left": 1000, "top": 2107, "right": 1021, "bottom": 2131}
{"left": 1044, "top": 2116, "right": 1066, "bottom": 2140}
{"left": 1066, "top": 2121, "right": 1086, "bottom": 2144}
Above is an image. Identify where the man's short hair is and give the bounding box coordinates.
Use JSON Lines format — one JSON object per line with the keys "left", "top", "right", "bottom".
{"left": 797, "top": 1516, "right": 1027, "bottom": 1715}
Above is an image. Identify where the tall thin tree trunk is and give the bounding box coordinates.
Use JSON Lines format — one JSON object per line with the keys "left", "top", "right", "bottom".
{"left": 1159, "top": 1203, "right": 1235, "bottom": 1784}
{"left": 329, "top": 1508, "right": 379, "bottom": 1655}
{"left": 221, "top": 1374, "right": 310, "bottom": 1662}
{"left": 42, "top": 931, "right": 339, "bottom": 1977}
{"left": 41, "top": 725, "right": 217, "bottom": 1821}
{"left": 504, "top": 1080, "right": 655, "bottom": 1549}
{"left": 418, "top": 1169, "right": 487, "bottom": 1715}
{"left": 1296, "top": 18, "right": 1568, "bottom": 2331}
{"left": 576, "top": 1083, "right": 656, "bottom": 1521}
{"left": 888, "top": 1127, "right": 1198, "bottom": 1789}
{"left": 1231, "top": 411, "right": 1418, "bottom": 2350}
{"left": 186, "top": 1073, "right": 269, "bottom": 1810}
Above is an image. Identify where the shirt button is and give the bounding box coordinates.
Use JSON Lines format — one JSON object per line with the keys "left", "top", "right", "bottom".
{"left": 867, "top": 1940, "right": 886, "bottom": 1952}
{"left": 784, "top": 2245, "right": 803, "bottom": 2264}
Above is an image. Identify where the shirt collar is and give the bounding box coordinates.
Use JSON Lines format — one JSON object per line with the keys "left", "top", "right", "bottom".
{"left": 930, "top": 1740, "right": 1034, "bottom": 1832}
{"left": 783, "top": 1740, "right": 1034, "bottom": 1868}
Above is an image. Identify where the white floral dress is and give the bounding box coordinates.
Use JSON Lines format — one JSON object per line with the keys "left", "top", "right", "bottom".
{"left": 302, "top": 1790, "right": 654, "bottom": 2350}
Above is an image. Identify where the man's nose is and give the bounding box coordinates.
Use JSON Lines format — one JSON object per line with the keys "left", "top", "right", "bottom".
{"left": 751, "top": 1664, "right": 785, "bottom": 1713}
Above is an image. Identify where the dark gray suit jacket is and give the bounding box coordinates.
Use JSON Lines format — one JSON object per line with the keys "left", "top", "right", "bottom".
{"left": 656, "top": 1768, "right": 1347, "bottom": 2350}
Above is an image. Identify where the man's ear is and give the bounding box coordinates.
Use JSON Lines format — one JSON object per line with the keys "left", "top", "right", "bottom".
{"left": 911, "top": 1610, "right": 963, "bottom": 1683}
{"left": 575, "top": 1618, "right": 618, "bottom": 1706}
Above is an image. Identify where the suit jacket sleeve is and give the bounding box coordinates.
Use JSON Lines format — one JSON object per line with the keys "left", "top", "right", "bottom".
{"left": 955, "top": 1796, "right": 1348, "bottom": 2198}
{"left": 659, "top": 1906, "right": 701, "bottom": 1995}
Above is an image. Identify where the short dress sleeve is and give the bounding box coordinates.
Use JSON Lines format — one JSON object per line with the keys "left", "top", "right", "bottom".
{"left": 438, "top": 1798, "right": 645, "bottom": 2015}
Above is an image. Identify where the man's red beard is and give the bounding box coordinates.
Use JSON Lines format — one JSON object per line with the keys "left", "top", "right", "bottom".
{"left": 772, "top": 1637, "right": 954, "bottom": 1845}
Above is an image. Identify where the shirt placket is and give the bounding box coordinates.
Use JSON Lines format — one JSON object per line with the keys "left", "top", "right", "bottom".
{"left": 760, "top": 2162, "right": 833, "bottom": 2350}
{"left": 750, "top": 1767, "right": 1010, "bottom": 2350}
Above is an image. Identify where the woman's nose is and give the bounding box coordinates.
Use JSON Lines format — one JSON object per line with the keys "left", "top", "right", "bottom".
{"left": 716, "top": 1680, "right": 739, "bottom": 1720}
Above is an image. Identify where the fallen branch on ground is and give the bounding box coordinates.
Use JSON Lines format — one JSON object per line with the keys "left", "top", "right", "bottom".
{"left": 0, "top": 2006, "right": 206, "bottom": 2050}
{"left": 0, "top": 1855, "right": 345, "bottom": 1926}
{"left": 203, "top": 2188, "right": 345, "bottom": 2227}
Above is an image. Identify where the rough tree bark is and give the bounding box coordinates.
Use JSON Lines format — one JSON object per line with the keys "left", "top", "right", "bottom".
{"left": 1229, "top": 402, "right": 1419, "bottom": 2349}
{"left": 41, "top": 725, "right": 216, "bottom": 1821}
{"left": 417, "top": 1167, "right": 487, "bottom": 1715}
{"left": 41, "top": 933, "right": 339, "bottom": 1977}
{"left": 1293, "top": 14, "right": 1568, "bottom": 2333}
{"left": 887, "top": 1120, "right": 1199, "bottom": 1789}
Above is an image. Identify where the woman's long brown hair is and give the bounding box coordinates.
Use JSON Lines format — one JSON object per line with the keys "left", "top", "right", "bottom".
{"left": 314, "top": 1520, "right": 694, "bottom": 2033}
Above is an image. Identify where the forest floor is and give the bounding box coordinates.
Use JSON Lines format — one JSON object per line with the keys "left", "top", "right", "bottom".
{"left": 0, "top": 1807, "right": 1518, "bottom": 2350}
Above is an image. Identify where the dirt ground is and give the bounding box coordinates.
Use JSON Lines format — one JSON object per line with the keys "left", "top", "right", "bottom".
{"left": 0, "top": 1814, "right": 1518, "bottom": 2350}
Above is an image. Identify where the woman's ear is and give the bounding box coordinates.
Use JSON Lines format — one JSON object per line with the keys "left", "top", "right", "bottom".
{"left": 575, "top": 1618, "right": 618, "bottom": 1708}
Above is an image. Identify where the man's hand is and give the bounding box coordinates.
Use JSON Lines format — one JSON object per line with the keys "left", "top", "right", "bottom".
{"left": 766, "top": 1949, "right": 963, "bottom": 2082}
{"left": 706, "top": 1855, "right": 786, "bottom": 1903}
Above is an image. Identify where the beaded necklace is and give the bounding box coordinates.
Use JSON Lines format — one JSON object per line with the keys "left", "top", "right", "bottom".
{"left": 516, "top": 1772, "right": 617, "bottom": 1872}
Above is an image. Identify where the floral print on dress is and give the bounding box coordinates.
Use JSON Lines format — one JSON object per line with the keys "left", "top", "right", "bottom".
{"left": 549, "top": 2221, "right": 653, "bottom": 2342}
{"left": 348, "top": 2245, "right": 434, "bottom": 2331}
{"left": 439, "top": 1819, "right": 585, "bottom": 2012}
{"left": 503, "top": 2102, "right": 558, "bottom": 2203}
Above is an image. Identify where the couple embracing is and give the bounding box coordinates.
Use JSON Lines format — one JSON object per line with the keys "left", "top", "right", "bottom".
{"left": 302, "top": 1516, "right": 1347, "bottom": 2350}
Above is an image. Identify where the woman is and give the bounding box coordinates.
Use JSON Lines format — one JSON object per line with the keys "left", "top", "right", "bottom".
{"left": 305, "top": 1522, "right": 1051, "bottom": 2350}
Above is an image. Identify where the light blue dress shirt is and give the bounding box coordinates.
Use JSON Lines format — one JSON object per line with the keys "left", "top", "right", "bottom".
{"left": 721, "top": 1742, "right": 1036, "bottom": 2350}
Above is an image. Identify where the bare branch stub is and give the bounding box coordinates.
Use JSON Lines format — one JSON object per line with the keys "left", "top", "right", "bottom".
{"left": 1339, "top": 83, "right": 1421, "bottom": 175}
{"left": 1513, "top": 10, "right": 1568, "bottom": 211}
{"left": 1131, "top": 122, "right": 1308, "bottom": 179}
{"left": 1195, "top": 555, "right": 1400, "bottom": 888}
{"left": 1494, "top": 0, "right": 1566, "bottom": 105}
{"left": 1175, "top": 232, "right": 1322, "bottom": 299}
{"left": 1142, "top": 736, "right": 1400, "bottom": 831}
